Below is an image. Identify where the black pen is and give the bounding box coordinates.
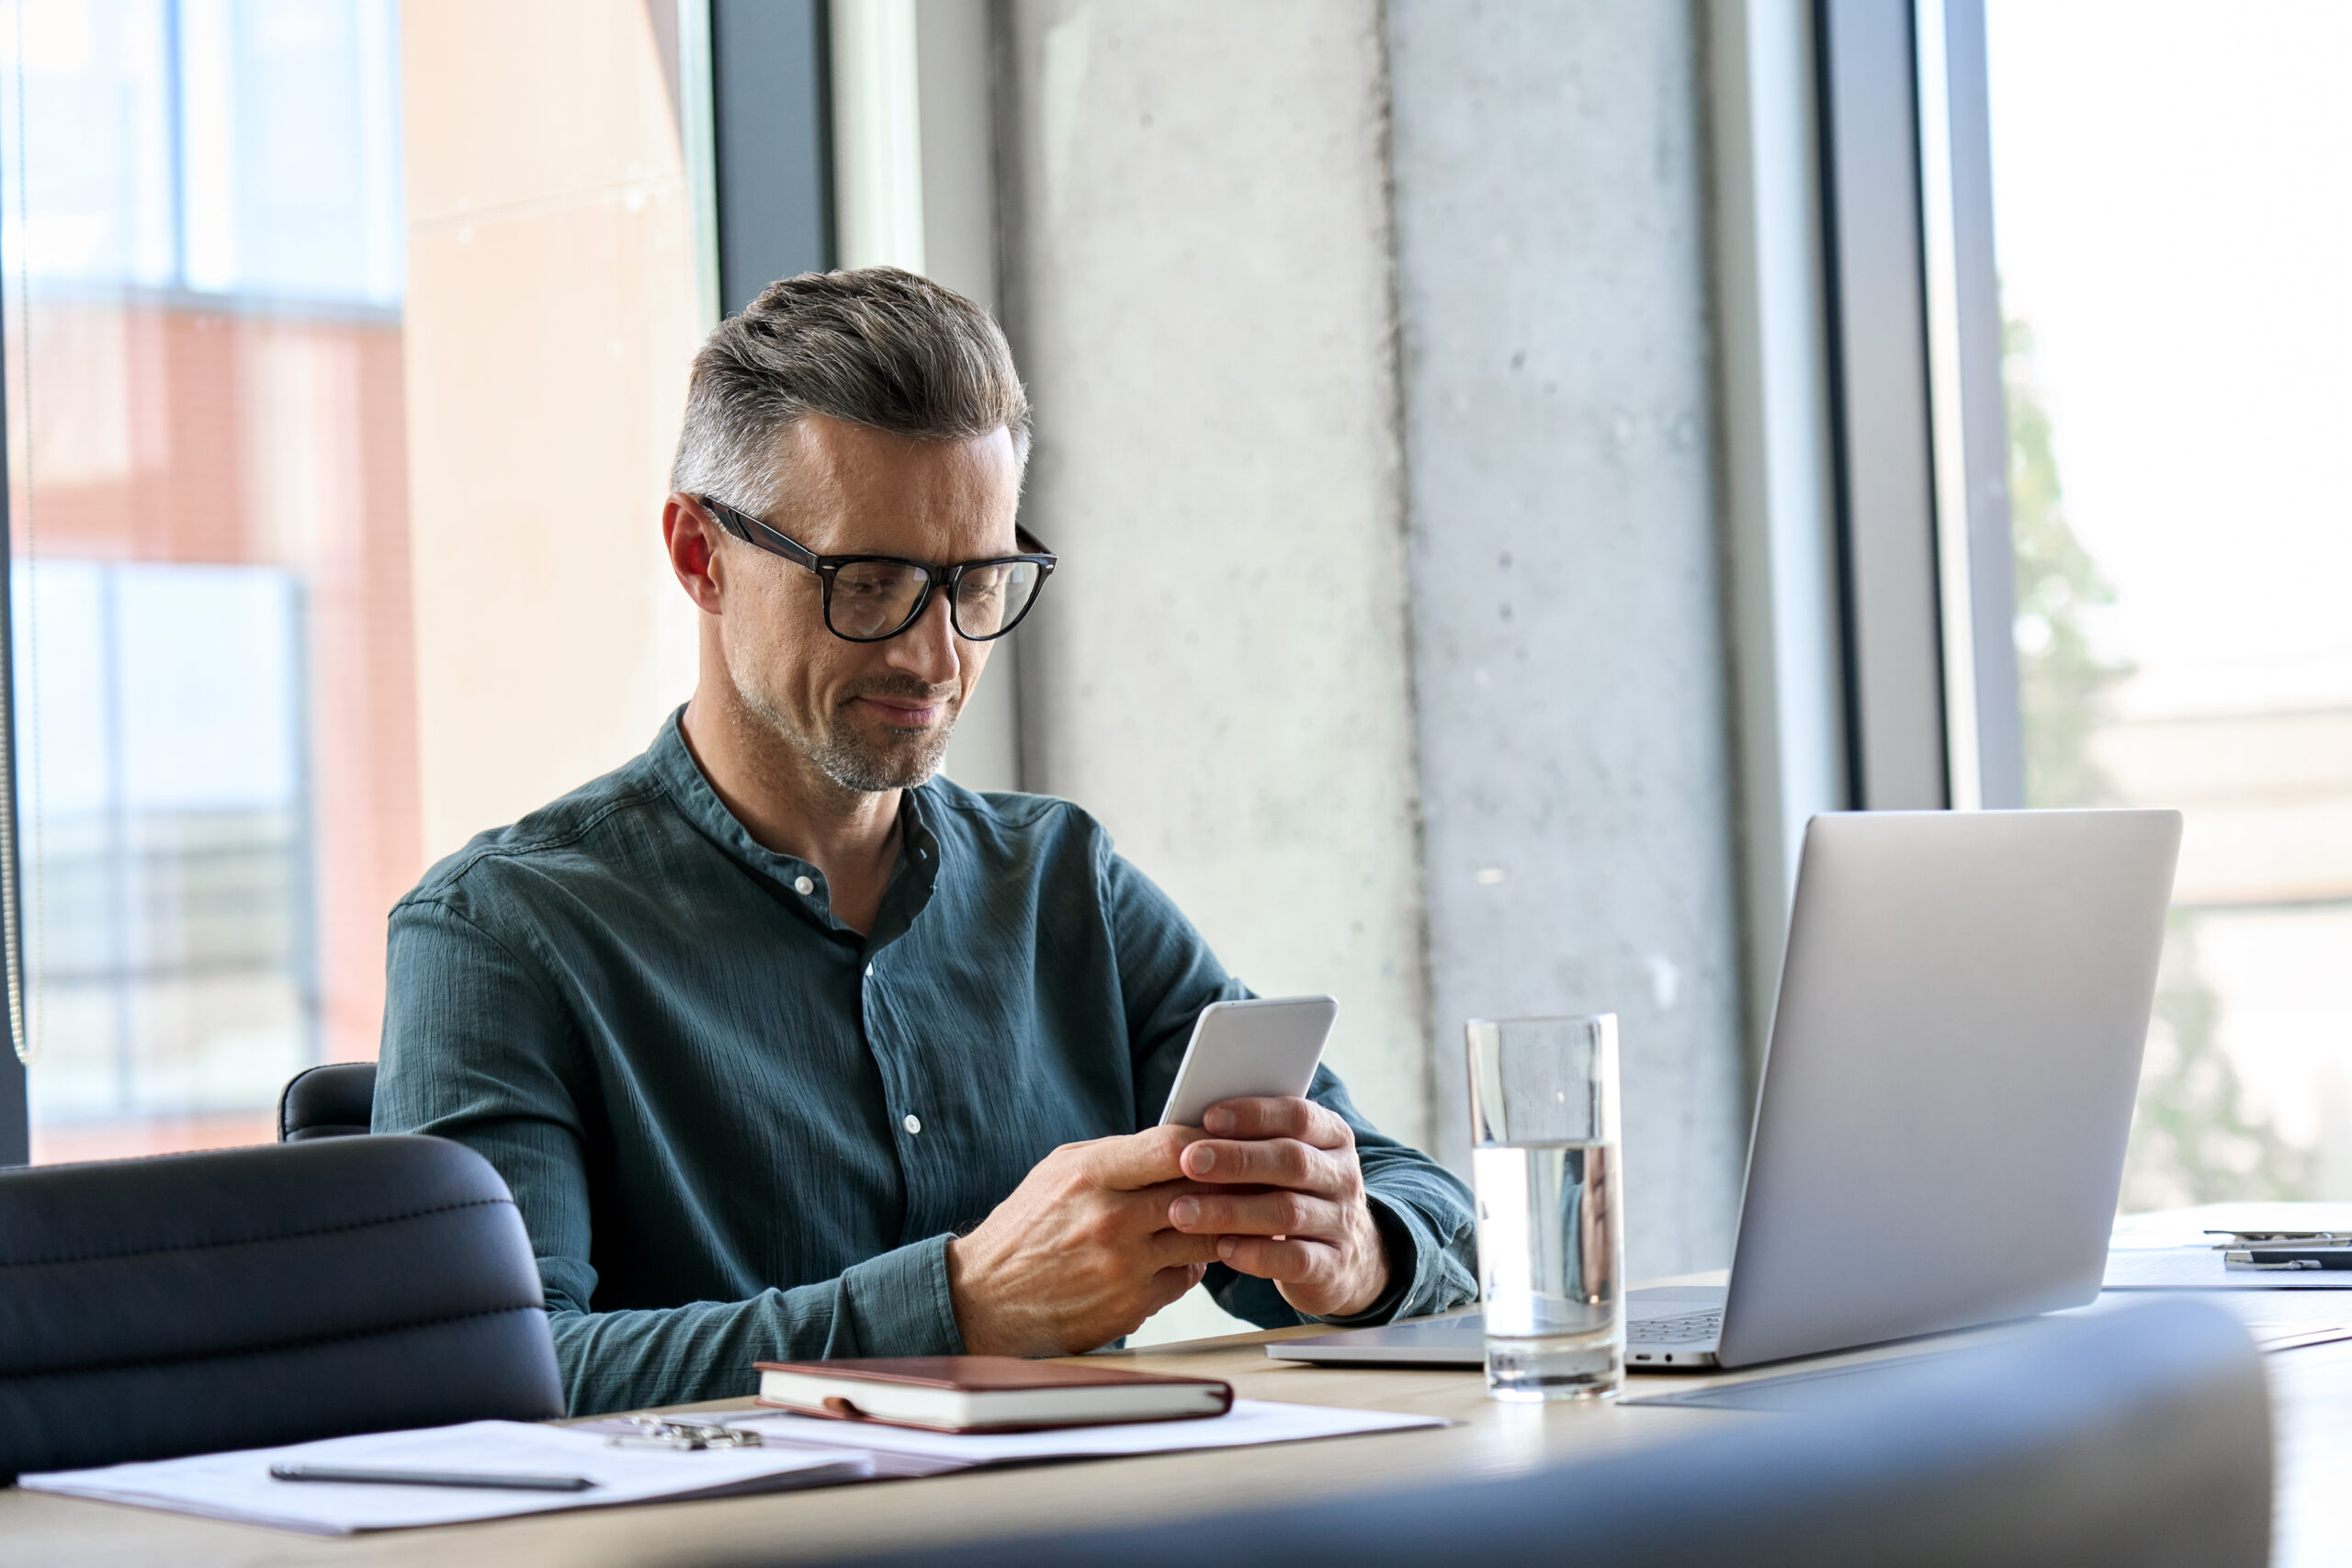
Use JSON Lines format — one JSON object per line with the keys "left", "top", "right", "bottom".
{"left": 2223, "top": 1248, "right": 2352, "bottom": 1272}
{"left": 269, "top": 1462, "right": 597, "bottom": 1492}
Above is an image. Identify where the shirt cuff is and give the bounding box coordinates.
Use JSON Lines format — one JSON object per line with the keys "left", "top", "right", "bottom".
{"left": 837, "top": 1232, "right": 967, "bottom": 1356}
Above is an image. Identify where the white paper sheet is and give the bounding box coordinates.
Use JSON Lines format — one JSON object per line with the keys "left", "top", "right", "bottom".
{"left": 20, "top": 1401, "right": 1448, "bottom": 1534}
{"left": 17, "top": 1420, "right": 872, "bottom": 1535}
{"left": 731, "top": 1396, "right": 1448, "bottom": 1465}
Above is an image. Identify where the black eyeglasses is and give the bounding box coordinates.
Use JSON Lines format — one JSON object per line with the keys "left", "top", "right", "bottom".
{"left": 698, "top": 496, "right": 1057, "bottom": 644}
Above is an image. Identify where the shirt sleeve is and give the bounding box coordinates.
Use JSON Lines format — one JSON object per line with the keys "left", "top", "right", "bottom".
{"left": 374, "top": 896, "right": 965, "bottom": 1416}
{"left": 1098, "top": 844, "right": 1480, "bottom": 1329}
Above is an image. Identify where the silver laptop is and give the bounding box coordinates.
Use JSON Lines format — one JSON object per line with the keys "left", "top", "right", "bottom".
{"left": 1273, "top": 809, "right": 2181, "bottom": 1372}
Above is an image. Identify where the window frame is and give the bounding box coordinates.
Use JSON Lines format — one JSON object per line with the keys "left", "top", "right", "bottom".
{"left": 0, "top": 370, "right": 23, "bottom": 1166}
{"left": 1813, "top": 0, "right": 2022, "bottom": 812}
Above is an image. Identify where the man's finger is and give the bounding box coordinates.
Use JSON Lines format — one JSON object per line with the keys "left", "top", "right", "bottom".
{"left": 1214, "top": 1234, "right": 1330, "bottom": 1283}
{"left": 1081, "top": 1123, "right": 1205, "bottom": 1190}
{"left": 1180, "top": 1135, "right": 1340, "bottom": 1191}
{"left": 1148, "top": 1226, "right": 1229, "bottom": 1269}
{"left": 1092, "top": 1180, "right": 1214, "bottom": 1242}
{"left": 1169, "top": 1190, "right": 1342, "bottom": 1240}
{"left": 1199, "top": 1096, "right": 1354, "bottom": 1150}
{"left": 1143, "top": 1262, "right": 1208, "bottom": 1316}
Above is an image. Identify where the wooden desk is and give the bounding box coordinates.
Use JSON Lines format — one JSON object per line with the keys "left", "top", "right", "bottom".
{"left": 4, "top": 1244, "right": 2342, "bottom": 1567}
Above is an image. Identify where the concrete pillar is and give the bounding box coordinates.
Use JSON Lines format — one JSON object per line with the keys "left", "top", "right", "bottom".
{"left": 992, "top": 0, "right": 1430, "bottom": 1151}
{"left": 1386, "top": 0, "right": 1749, "bottom": 1275}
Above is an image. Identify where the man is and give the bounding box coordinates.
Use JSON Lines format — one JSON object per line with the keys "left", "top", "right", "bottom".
{"left": 376, "top": 268, "right": 1477, "bottom": 1415}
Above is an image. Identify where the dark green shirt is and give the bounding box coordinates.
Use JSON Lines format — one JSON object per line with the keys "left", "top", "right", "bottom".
{"left": 375, "top": 713, "right": 1477, "bottom": 1414}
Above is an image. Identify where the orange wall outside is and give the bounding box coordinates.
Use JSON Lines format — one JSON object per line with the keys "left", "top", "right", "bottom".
{"left": 16, "top": 296, "right": 423, "bottom": 1112}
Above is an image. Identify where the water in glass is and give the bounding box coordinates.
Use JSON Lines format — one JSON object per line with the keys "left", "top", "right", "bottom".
{"left": 1474, "top": 1139, "right": 1623, "bottom": 1400}
{"left": 1465, "top": 1013, "right": 1623, "bottom": 1401}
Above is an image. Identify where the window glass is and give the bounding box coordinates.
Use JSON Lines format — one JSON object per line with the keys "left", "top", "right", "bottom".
{"left": 4, "top": 0, "right": 702, "bottom": 1163}
{"left": 1987, "top": 1, "right": 2352, "bottom": 1205}
{"left": 4, "top": 0, "right": 413, "bottom": 1161}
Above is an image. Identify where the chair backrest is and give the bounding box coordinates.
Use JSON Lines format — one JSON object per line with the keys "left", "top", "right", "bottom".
{"left": 806, "top": 1297, "right": 2267, "bottom": 1568}
{"left": 0, "top": 1134, "right": 563, "bottom": 1479}
{"left": 278, "top": 1060, "right": 379, "bottom": 1141}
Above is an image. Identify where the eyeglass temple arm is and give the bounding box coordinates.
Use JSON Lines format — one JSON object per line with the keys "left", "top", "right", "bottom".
{"left": 700, "top": 497, "right": 820, "bottom": 568}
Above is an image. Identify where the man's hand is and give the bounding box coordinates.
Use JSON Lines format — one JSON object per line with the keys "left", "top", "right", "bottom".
{"left": 1165, "top": 1097, "right": 1391, "bottom": 1319}
{"left": 946, "top": 1128, "right": 1222, "bottom": 1356}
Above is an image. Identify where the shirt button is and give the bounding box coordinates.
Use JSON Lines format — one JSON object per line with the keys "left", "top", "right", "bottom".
{"left": 793, "top": 875, "right": 815, "bottom": 896}
{"left": 865, "top": 963, "right": 876, "bottom": 978}
{"left": 902, "top": 1114, "right": 922, "bottom": 1135}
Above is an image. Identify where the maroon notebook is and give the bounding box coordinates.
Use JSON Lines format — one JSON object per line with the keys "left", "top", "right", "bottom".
{"left": 754, "top": 1356, "right": 1236, "bottom": 1434}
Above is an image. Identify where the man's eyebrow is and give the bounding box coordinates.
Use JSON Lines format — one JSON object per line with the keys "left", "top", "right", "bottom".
{"left": 820, "top": 539, "right": 1030, "bottom": 565}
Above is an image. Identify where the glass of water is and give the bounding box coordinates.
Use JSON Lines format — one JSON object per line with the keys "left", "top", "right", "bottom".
{"left": 1465, "top": 1014, "right": 1623, "bottom": 1401}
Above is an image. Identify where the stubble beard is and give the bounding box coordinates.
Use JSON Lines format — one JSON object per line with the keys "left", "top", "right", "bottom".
{"left": 739, "top": 671, "right": 959, "bottom": 794}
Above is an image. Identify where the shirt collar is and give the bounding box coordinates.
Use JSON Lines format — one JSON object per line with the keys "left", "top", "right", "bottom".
{"left": 647, "top": 707, "right": 944, "bottom": 948}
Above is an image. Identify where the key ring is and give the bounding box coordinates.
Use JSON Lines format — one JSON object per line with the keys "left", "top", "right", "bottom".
{"left": 603, "top": 1415, "right": 765, "bottom": 1450}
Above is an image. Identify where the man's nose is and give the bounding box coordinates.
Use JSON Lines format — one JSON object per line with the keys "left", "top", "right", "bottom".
{"left": 886, "top": 587, "right": 963, "bottom": 686}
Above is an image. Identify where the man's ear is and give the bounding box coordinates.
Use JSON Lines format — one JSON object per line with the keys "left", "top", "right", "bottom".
{"left": 663, "top": 493, "right": 727, "bottom": 615}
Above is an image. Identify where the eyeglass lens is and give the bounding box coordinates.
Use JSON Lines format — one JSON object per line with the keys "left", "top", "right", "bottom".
{"left": 828, "top": 558, "right": 1044, "bottom": 640}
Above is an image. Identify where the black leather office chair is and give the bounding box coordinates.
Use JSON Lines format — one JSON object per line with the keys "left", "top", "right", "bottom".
{"left": 791, "top": 1297, "right": 2267, "bottom": 1568}
{"left": 278, "top": 1060, "right": 379, "bottom": 1140}
{"left": 0, "top": 1134, "right": 563, "bottom": 1479}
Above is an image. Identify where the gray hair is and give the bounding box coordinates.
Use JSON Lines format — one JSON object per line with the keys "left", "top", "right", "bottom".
{"left": 670, "top": 266, "right": 1031, "bottom": 514}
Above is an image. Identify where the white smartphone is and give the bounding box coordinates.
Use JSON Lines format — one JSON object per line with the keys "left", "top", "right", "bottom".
{"left": 1156, "top": 996, "right": 1340, "bottom": 1128}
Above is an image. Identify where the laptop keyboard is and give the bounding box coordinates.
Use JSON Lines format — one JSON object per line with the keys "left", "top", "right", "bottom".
{"left": 1627, "top": 1310, "right": 1724, "bottom": 1344}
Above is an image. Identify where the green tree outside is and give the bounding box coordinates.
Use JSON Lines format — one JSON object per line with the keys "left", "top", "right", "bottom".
{"left": 2003, "top": 318, "right": 2309, "bottom": 1208}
